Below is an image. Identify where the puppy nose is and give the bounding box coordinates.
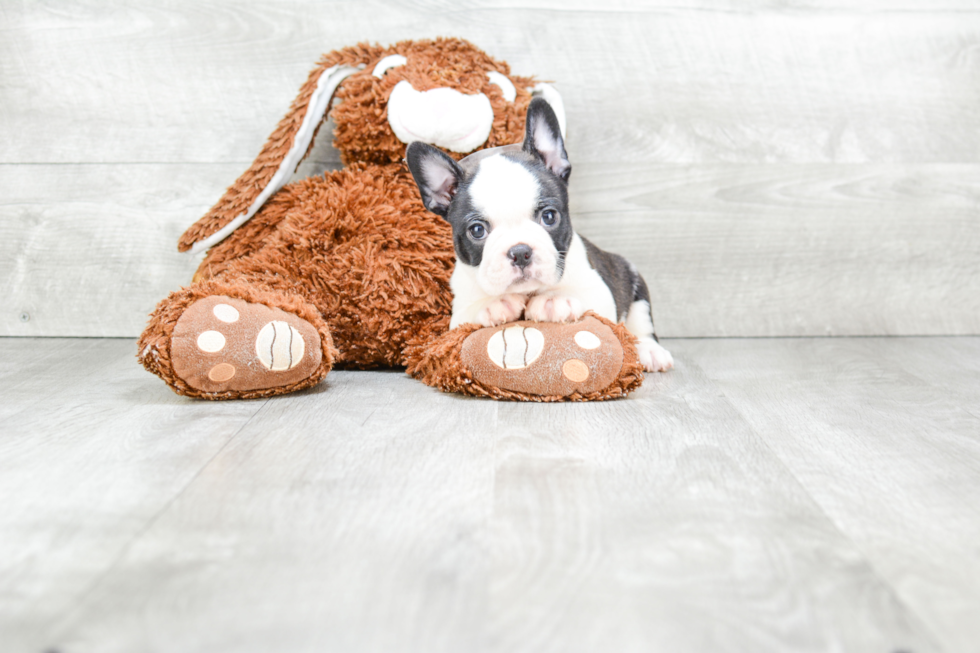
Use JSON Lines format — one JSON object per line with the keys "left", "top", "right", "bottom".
{"left": 508, "top": 244, "right": 533, "bottom": 269}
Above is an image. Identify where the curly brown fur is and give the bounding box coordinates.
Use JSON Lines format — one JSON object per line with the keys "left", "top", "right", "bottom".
{"left": 190, "top": 166, "right": 455, "bottom": 368}
{"left": 331, "top": 39, "right": 536, "bottom": 166}
{"left": 179, "top": 38, "right": 535, "bottom": 251}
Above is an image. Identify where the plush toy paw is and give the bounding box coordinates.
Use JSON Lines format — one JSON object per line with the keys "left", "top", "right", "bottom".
{"left": 637, "top": 337, "right": 674, "bottom": 372}
{"left": 525, "top": 294, "right": 584, "bottom": 323}
{"left": 458, "top": 314, "right": 641, "bottom": 399}
{"left": 169, "top": 295, "right": 323, "bottom": 395}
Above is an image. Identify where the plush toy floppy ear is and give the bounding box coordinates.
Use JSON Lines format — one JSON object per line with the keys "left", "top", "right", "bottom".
{"left": 523, "top": 97, "right": 571, "bottom": 182}
{"left": 182, "top": 63, "right": 363, "bottom": 254}
{"left": 405, "top": 141, "right": 465, "bottom": 217}
{"left": 177, "top": 42, "right": 396, "bottom": 253}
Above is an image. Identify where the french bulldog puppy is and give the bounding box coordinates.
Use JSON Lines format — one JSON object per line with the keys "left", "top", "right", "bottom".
{"left": 406, "top": 98, "right": 673, "bottom": 372}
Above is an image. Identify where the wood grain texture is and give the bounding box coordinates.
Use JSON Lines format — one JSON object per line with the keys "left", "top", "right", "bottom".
{"left": 686, "top": 337, "right": 980, "bottom": 653}
{"left": 486, "top": 364, "right": 937, "bottom": 653}
{"left": 44, "top": 369, "right": 499, "bottom": 653}
{"left": 877, "top": 337, "right": 980, "bottom": 420}
{"left": 3, "top": 2, "right": 980, "bottom": 336}
{"left": 0, "top": 338, "right": 267, "bottom": 651}
{"left": 0, "top": 336, "right": 76, "bottom": 383}
{"left": 3, "top": 337, "right": 966, "bottom": 652}
{"left": 3, "top": 2, "right": 980, "bottom": 165}
{"left": 0, "top": 337, "right": 102, "bottom": 421}
{"left": 571, "top": 163, "right": 980, "bottom": 337}
{"left": 425, "top": 0, "right": 980, "bottom": 7}
{"left": 0, "top": 164, "right": 230, "bottom": 337}
{"left": 3, "top": 163, "right": 977, "bottom": 337}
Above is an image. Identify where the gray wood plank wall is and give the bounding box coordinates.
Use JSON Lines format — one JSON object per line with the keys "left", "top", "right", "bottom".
{"left": 2, "top": 1, "right": 978, "bottom": 337}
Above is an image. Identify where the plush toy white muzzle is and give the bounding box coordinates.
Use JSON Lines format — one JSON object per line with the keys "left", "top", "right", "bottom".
{"left": 386, "top": 81, "right": 495, "bottom": 153}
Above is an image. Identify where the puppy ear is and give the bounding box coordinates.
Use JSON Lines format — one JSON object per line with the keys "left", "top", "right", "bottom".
{"left": 523, "top": 97, "right": 571, "bottom": 182}
{"left": 406, "top": 141, "right": 464, "bottom": 217}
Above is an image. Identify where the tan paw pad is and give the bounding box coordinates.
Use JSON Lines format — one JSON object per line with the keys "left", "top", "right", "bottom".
{"left": 562, "top": 359, "right": 590, "bottom": 382}
{"left": 208, "top": 363, "right": 236, "bottom": 382}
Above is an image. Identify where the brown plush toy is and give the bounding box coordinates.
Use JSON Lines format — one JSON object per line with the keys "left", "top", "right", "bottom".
{"left": 138, "top": 38, "right": 645, "bottom": 401}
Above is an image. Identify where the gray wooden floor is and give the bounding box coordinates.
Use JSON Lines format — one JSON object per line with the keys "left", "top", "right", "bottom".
{"left": 2, "top": 336, "right": 978, "bottom": 653}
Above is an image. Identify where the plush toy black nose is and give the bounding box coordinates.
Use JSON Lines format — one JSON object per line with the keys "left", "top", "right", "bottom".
{"left": 508, "top": 244, "right": 533, "bottom": 269}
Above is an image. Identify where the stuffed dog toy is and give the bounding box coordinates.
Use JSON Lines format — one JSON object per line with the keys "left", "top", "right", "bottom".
{"left": 138, "top": 38, "right": 658, "bottom": 401}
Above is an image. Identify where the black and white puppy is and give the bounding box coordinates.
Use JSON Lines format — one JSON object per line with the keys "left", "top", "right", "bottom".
{"left": 406, "top": 98, "right": 673, "bottom": 373}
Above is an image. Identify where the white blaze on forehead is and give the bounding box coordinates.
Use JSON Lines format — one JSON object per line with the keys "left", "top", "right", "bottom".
{"left": 468, "top": 155, "right": 539, "bottom": 228}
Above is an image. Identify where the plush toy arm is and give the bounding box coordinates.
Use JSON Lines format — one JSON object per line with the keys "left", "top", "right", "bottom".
{"left": 177, "top": 44, "right": 388, "bottom": 253}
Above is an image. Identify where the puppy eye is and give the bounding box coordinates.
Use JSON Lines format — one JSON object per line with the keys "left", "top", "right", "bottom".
{"left": 373, "top": 54, "right": 407, "bottom": 78}
{"left": 468, "top": 223, "right": 488, "bottom": 240}
{"left": 540, "top": 209, "right": 560, "bottom": 227}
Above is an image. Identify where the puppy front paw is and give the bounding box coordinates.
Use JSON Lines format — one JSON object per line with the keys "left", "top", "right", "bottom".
{"left": 476, "top": 294, "right": 527, "bottom": 327}
{"left": 525, "top": 295, "right": 584, "bottom": 323}
{"left": 637, "top": 338, "right": 673, "bottom": 373}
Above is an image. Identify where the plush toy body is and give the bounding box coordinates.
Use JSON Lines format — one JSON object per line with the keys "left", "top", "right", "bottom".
{"left": 138, "top": 39, "right": 645, "bottom": 401}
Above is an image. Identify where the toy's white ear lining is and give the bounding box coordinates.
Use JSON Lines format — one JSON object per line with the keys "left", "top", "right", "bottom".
{"left": 191, "top": 64, "right": 362, "bottom": 255}
{"left": 487, "top": 71, "right": 516, "bottom": 102}
{"left": 373, "top": 54, "right": 407, "bottom": 78}
{"left": 529, "top": 83, "right": 566, "bottom": 139}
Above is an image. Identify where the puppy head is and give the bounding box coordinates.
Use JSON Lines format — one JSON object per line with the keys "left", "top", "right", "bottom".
{"left": 407, "top": 97, "right": 573, "bottom": 296}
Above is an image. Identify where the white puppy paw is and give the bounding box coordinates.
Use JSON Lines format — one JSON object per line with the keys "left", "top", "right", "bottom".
{"left": 476, "top": 294, "right": 527, "bottom": 327}
{"left": 637, "top": 338, "right": 673, "bottom": 373}
{"left": 525, "top": 295, "right": 584, "bottom": 323}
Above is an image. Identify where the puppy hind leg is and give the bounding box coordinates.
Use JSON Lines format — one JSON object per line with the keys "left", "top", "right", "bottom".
{"left": 624, "top": 299, "right": 673, "bottom": 373}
